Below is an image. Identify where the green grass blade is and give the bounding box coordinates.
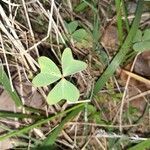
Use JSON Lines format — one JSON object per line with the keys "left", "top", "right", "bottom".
{"left": 0, "top": 103, "right": 84, "bottom": 141}
{"left": 74, "top": 1, "right": 89, "bottom": 12}
{"left": 0, "top": 124, "right": 40, "bottom": 148}
{"left": 94, "top": 0, "right": 144, "bottom": 94}
{"left": 115, "top": 0, "right": 123, "bottom": 45}
{"left": 128, "top": 139, "right": 150, "bottom": 150}
{"left": 93, "top": 14, "right": 101, "bottom": 48}
{"left": 0, "top": 111, "right": 44, "bottom": 119}
{"left": 0, "top": 66, "right": 22, "bottom": 107}
{"left": 36, "top": 105, "right": 84, "bottom": 149}
{"left": 23, "top": 105, "right": 45, "bottom": 114}
{"left": 82, "top": 0, "right": 97, "bottom": 13}
{"left": 122, "top": 0, "right": 130, "bottom": 32}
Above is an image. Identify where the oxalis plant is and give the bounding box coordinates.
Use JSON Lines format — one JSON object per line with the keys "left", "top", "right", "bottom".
{"left": 133, "top": 28, "right": 150, "bottom": 52}
{"left": 32, "top": 48, "right": 87, "bottom": 105}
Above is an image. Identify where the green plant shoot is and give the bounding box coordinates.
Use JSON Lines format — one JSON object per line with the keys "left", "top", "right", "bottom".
{"left": 32, "top": 48, "right": 87, "bottom": 105}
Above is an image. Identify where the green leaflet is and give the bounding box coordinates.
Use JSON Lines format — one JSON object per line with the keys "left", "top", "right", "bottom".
{"left": 72, "top": 29, "right": 88, "bottom": 42}
{"left": 142, "top": 29, "right": 150, "bottom": 41}
{"left": 32, "top": 56, "right": 61, "bottom": 87}
{"left": 133, "top": 28, "right": 150, "bottom": 52}
{"left": 133, "top": 29, "right": 142, "bottom": 43}
{"left": 32, "top": 48, "right": 87, "bottom": 105}
{"left": 65, "top": 21, "right": 78, "bottom": 34}
{"left": 47, "top": 78, "right": 79, "bottom": 105}
{"left": 0, "top": 65, "right": 22, "bottom": 107}
{"left": 133, "top": 40, "right": 150, "bottom": 52}
{"left": 62, "top": 48, "right": 87, "bottom": 76}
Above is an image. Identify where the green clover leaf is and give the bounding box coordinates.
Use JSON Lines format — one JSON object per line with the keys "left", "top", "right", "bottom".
{"left": 65, "top": 21, "right": 88, "bottom": 42}
{"left": 133, "top": 28, "right": 150, "bottom": 52}
{"left": 32, "top": 48, "right": 87, "bottom": 105}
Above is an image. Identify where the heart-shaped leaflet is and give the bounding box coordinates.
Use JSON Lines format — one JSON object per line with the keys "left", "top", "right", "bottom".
{"left": 133, "top": 29, "right": 150, "bottom": 52}
{"left": 47, "top": 78, "right": 79, "bottom": 105}
{"left": 32, "top": 56, "right": 62, "bottom": 87}
{"left": 62, "top": 48, "right": 87, "bottom": 77}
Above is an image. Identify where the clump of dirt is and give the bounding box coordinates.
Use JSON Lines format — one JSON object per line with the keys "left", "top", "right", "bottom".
{"left": 134, "top": 51, "right": 150, "bottom": 78}
{"left": 101, "top": 25, "right": 119, "bottom": 53}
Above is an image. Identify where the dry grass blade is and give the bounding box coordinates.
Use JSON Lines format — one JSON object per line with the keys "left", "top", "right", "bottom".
{"left": 0, "top": 5, "right": 37, "bottom": 72}
{"left": 121, "top": 69, "right": 150, "bottom": 85}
